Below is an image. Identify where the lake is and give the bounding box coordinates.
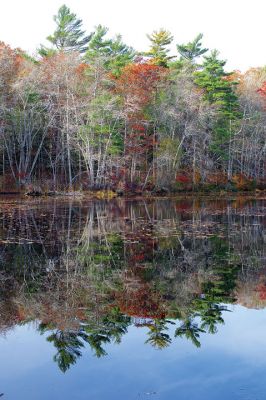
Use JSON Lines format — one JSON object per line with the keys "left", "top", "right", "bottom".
{"left": 0, "top": 196, "right": 265, "bottom": 399}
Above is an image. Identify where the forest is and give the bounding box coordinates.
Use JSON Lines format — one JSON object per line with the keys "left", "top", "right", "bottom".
{"left": 0, "top": 4, "right": 265, "bottom": 194}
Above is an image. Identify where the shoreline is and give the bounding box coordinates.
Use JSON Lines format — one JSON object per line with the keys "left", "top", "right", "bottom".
{"left": 0, "top": 189, "right": 265, "bottom": 202}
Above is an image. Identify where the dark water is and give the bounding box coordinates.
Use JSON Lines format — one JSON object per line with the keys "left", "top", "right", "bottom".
{"left": 0, "top": 196, "right": 265, "bottom": 399}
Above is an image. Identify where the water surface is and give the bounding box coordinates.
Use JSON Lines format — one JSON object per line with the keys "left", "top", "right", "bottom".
{"left": 0, "top": 196, "right": 265, "bottom": 399}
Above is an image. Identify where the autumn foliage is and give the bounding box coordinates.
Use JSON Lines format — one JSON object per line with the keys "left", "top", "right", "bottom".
{"left": 0, "top": 35, "right": 265, "bottom": 193}
{"left": 258, "top": 81, "right": 266, "bottom": 109}
{"left": 116, "top": 63, "right": 164, "bottom": 114}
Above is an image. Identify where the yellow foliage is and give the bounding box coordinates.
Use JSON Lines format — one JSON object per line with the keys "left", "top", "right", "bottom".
{"left": 194, "top": 170, "right": 201, "bottom": 184}
{"left": 95, "top": 190, "right": 117, "bottom": 199}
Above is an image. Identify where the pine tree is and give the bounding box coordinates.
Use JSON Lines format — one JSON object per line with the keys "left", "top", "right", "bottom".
{"left": 85, "top": 25, "right": 111, "bottom": 59}
{"left": 107, "top": 34, "right": 135, "bottom": 76}
{"left": 85, "top": 25, "right": 135, "bottom": 76}
{"left": 146, "top": 29, "right": 174, "bottom": 67}
{"left": 177, "top": 33, "right": 208, "bottom": 62}
{"left": 194, "top": 50, "right": 240, "bottom": 164}
{"left": 39, "top": 4, "right": 92, "bottom": 56}
{"left": 194, "top": 50, "right": 239, "bottom": 117}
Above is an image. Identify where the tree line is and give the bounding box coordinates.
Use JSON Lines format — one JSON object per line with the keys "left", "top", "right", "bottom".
{"left": 0, "top": 4, "right": 265, "bottom": 194}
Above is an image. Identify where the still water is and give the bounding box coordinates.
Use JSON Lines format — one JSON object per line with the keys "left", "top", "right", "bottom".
{"left": 0, "top": 196, "right": 265, "bottom": 399}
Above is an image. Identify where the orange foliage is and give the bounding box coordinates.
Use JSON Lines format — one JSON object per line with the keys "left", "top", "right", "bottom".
{"left": 194, "top": 170, "right": 201, "bottom": 184}
{"left": 232, "top": 173, "right": 254, "bottom": 190}
{"left": 16, "top": 305, "right": 26, "bottom": 322}
{"left": 0, "top": 41, "right": 24, "bottom": 86}
{"left": 75, "top": 62, "right": 89, "bottom": 75}
{"left": 223, "top": 70, "right": 242, "bottom": 83}
{"left": 206, "top": 172, "right": 228, "bottom": 185}
{"left": 115, "top": 63, "right": 164, "bottom": 114}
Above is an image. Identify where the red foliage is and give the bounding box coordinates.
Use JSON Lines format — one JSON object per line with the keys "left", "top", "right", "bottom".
{"left": 126, "top": 124, "right": 154, "bottom": 154}
{"left": 175, "top": 201, "right": 192, "bottom": 212}
{"left": 131, "top": 124, "right": 146, "bottom": 131}
{"left": 115, "top": 63, "right": 164, "bottom": 190}
{"left": 257, "top": 283, "right": 266, "bottom": 300}
{"left": 257, "top": 81, "right": 266, "bottom": 109}
{"left": 258, "top": 81, "right": 266, "bottom": 97}
{"left": 132, "top": 253, "right": 146, "bottom": 262}
{"left": 175, "top": 173, "right": 191, "bottom": 184}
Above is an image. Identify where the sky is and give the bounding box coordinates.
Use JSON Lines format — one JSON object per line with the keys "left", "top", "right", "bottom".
{"left": 0, "top": 0, "right": 265, "bottom": 71}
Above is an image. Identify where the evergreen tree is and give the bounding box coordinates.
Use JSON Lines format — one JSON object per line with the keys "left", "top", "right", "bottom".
{"left": 107, "top": 34, "right": 135, "bottom": 76}
{"left": 39, "top": 4, "right": 92, "bottom": 56}
{"left": 146, "top": 29, "right": 174, "bottom": 67}
{"left": 194, "top": 50, "right": 240, "bottom": 163}
{"left": 85, "top": 25, "right": 135, "bottom": 76}
{"left": 85, "top": 25, "right": 111, "bottom": 59}
{"left": 177, "top": 33, "right": 208, "bottom": 62}
{"left": 194, "top": 50, "right": 238, "bottom": 112}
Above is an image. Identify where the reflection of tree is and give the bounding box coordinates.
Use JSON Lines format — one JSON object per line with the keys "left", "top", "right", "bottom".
{"left": 38, "top": 308, "right": 131, "bottom": 371}
{"left": 145, "top": 319, "right": 173, "bottom": 349}
{"left": 84, "top": 330, "right": 109, "bottom": 358}
{"left": 49, "top": 331, "right": 86, "bottom": 373}
{"left": 175, "top": 319, "right": 205, "bottom": 348}
{"left": 186, "top": 237, "right": 240, "bottom": 337}
{"left": 207, "top": 237, "right": 240, "bottom": 301}
{"left": 38, "top": 325, "right": 86, "bottom": 373}
{"left": 101, "top": 307, "right": 131, "bottom": 344}
{"left": 83, "top": 307, "right": 131, "bottom": 358}
{"left": 0, "top": 198, "right": 264, "bottom": 371}
{"left": 198, "top": 304, "right": 227, "bottom": 334}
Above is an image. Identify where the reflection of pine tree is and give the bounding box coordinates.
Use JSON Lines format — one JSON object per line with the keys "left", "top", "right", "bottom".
{"left": 145, "top": 319, "right": 173, "bottom": 349}
{"left": 175, "top": 318, "right": 205, "bottom": 348}
{"left": 102, "top": 307, "right": 131, "bottom": 344}
{"left": 207, "top": 236, "right": 240, "bottom": 301}
{"left": 83, "top": 307, "right": 131, "bottom": 357}
{"left": 37, "top": 308, "right": 131, "bottom": 370}
{"left": 197, "top": 304, "right": 227, "bottom": 334}
{"left": 191, "top": 237, "right": 239, "bottom": 335}
{"left": 83, "top": 331, "right": 109, "bottom": 358}
{"left": 46, "top": 330, "right": 85, "bottom": 373}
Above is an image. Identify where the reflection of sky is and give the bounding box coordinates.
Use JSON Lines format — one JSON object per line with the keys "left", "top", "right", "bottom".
{"left": 1, "top": 306, "right": 266, "bottom": 400}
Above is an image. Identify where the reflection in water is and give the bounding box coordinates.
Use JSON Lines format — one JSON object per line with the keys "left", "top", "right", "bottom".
{"left": 0, "top": 197, "right": 265, "bottom": 372}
